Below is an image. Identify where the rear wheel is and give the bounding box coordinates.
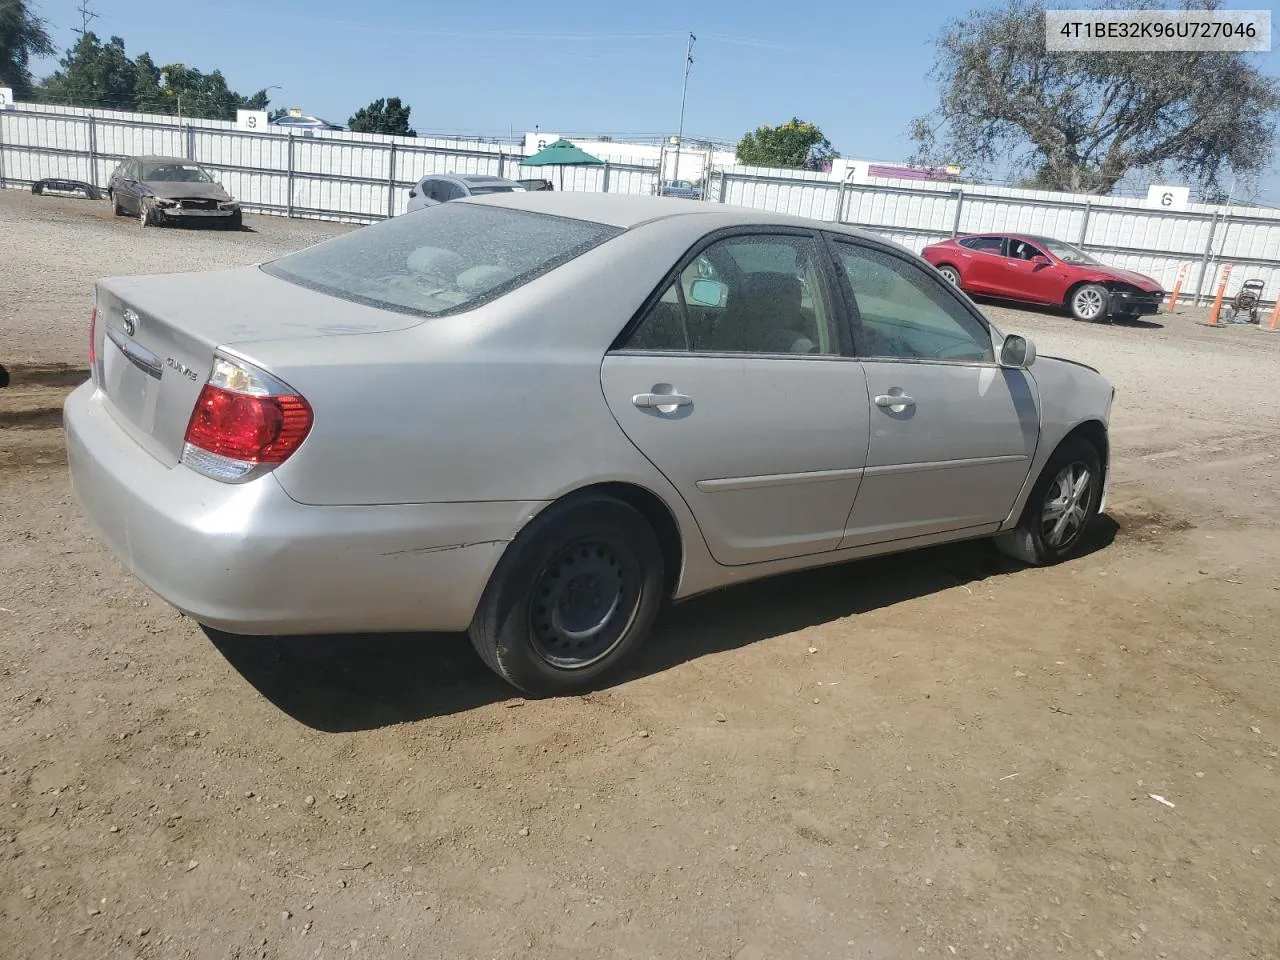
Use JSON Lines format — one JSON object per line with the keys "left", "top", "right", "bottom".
{"left": 937, "top": 264, "right": 962, "bottom": 287}
{"left": 995, "top": 436, "right": 1102, "bottom": 566}
{"left": 1069, "top": 283, "right": 1110, "bottom": 322}
{"left": 468, "top": 493, "right": 664, "bottom": 696}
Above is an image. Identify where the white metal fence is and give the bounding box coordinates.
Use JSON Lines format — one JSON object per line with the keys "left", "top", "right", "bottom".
{"left": 3, "top": 100, "right": 1278, "bottom": 307}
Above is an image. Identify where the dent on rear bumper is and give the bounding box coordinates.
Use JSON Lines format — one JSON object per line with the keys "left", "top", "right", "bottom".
{"left": 63, "top": 383, "right": 542, "bottom": 634}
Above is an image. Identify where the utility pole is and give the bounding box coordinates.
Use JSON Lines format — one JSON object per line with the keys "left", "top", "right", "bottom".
{"left": 72, "top": 0, "right": 100, "bottom": 36}
{"left": 672, "top": 31, "right": 695, "bottom": 185}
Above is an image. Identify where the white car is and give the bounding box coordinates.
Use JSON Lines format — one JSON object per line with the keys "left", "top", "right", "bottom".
{"left": 404, "top": 174, "right": 525, "bottom": 214}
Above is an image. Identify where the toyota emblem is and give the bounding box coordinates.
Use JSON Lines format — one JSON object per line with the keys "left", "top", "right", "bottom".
{"left": 122, "top": 308, "right": 138, "bottom": 337}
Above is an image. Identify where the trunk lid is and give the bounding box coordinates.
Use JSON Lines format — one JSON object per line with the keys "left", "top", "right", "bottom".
{"left": 93, "top": 265, "right": 428, "bottom": 465}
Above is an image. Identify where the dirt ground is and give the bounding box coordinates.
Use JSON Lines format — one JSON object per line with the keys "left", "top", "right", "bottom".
{"left": 2, "top": 189, "right": 1278, "bottom": 960}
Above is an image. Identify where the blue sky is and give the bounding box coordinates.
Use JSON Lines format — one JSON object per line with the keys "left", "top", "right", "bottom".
{"left": 27, "top": 0, "right": 1280, "bottom": 203}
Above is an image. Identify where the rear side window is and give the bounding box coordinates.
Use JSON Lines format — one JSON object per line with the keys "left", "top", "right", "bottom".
{"left": 958, "top": 236, "right": 1004, "bottom": 254}
{"left": 262, "top": 201, "right": 621, "bottom": 317}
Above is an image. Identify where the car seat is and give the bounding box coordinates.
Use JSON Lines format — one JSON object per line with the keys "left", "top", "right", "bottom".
{"left": 715, "top": 272, "right": 817, "bottom": 354}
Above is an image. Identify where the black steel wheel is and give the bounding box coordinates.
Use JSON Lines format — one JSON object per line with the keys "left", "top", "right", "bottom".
{"left": 469, "top": 493, "right": 665, "bottom": 696}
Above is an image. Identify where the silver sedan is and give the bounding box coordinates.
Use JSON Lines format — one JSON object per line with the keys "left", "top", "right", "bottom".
{"left": 64, "top": 194, "right": 1115, "bottom": 696}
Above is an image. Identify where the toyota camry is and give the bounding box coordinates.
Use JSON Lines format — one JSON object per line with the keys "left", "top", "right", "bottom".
{"left": 65, "top": 193, "right": 1115, "bottom": 696}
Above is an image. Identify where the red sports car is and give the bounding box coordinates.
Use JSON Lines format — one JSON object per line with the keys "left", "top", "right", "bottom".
{"left": 921, "top": 232, "right": 1164, "bottom": 323}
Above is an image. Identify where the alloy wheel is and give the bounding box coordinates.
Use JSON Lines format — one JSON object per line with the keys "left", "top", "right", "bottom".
{"left": 1041, "top": 461, "right": 1092, "bottom": 548}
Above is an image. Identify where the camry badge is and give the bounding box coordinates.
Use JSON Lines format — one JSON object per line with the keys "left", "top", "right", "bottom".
{"left": 122, "top": 308, "right": 139, "bottom": 337}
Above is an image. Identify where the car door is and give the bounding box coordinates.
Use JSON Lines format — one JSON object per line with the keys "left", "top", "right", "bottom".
{"left": 599, "top": 228, "right": 871, "bottom": 567}
{"left": 827, "top": 236, "right": 1040, "bottom": 547}
{"left": 955, "top": 236, "right": 1009, "bottom": 296}
{"left": 113, "top": 160, "right": 140, "bottom": 212}
{"left": 1003, "top": 238, "right": 1064, "bottom": 304}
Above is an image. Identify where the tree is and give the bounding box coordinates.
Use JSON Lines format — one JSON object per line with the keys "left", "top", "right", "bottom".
{"left": 909, "top": 0, "right": 1280, "bottom": 195}
{"left": 347, "top": 97, "right": 416, "bottom": 137}
{"left": 736, "top": 118, "right": 838, "bottom": 169}
{"left": 0, "top": 0, "right": 55, "bottom": 98}
{"left": 40, "top": 33, "right": 136, "bottom": 109}
{"left": 38, "top": 33, "right": 270, "bottom": 120}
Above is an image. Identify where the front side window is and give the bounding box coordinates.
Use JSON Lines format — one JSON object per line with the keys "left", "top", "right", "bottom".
{"left": 262, "top": 201, "right": 621, "bottom": 318}
{"left": 1008, "top": 238, "right": 1047, "bottom": 261}
{"left": 834, "top": 241, "right": 994, "bottom": 363}
{"left": 1040, "top": 238, "right": 1100, "bottom": 265}
{"left": 622, "top": 233, "right": 841, "bottom": 357}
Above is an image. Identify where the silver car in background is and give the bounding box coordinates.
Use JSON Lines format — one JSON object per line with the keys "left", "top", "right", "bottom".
{"left": 64, "top": 194, "right": 1115, "bottom": 696}
{"left": 404, "top": 173, "right": 525, "bottom": 214}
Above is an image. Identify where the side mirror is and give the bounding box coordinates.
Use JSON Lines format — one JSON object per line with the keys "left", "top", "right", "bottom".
{"left": 1001, "top": 333, "right": 1036, "bottom": 368}
{"left": 688, "top": 278, "right": 727, "bottom": 307}
{"left": 1031, "top": 254, "right": 1051, "bottom": 266}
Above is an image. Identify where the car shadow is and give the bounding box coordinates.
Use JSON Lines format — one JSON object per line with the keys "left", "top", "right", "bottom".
{"left": 208, "top": 516, "right": 1118, "bottom": 732}
{"left": 968, "top": 295, "right": 1165, "bottom": 330}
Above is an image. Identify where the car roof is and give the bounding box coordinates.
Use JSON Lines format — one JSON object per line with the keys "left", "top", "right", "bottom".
{"left": 130, "top": 156, "right": 204, "bottom": 166}
{"left": 459, "top": 191, "right": 891, "bottom": 241}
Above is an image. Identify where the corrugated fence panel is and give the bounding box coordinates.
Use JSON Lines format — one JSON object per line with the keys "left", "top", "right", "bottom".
{"left": 3, "top": 101, "right": 1278, "bottom": 301}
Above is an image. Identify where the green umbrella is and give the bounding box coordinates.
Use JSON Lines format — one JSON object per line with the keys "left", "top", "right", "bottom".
{"left": 521, "top": 138, "right": 604, "bottom": 190}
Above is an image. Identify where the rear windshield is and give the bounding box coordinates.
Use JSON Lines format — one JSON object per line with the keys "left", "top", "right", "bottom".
{"left": 261, "top": 201, "right": 621, "bottom": 317}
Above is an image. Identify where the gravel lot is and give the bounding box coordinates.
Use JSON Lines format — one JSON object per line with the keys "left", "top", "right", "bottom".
{"left": 2, "top": 189, "right": 1279, "bottom": 960}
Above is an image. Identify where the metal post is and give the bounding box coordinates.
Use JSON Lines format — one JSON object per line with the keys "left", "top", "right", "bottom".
{"left": 185, "top": 123, "right": 194, "bottom": 160}
{"left": 0, "top": 107, "right": 7, "bottom": 189}
{"left": 835, "top": 177, "right": 848, "bottom": 224}
{"left": 672, "top": 32, "right": 695, "bottom": 185}
{"left": 950, "top": 189, "right": 965, "bottom": 237}
{"left": 718, "top": 172, "right": 729, "bottom": 203}
{"left": 1078, "top": 200, "right": 1091, "bottom": 247}
{"left": 87, "top": 115, "right": 98, "bottom": 187}
{"left": 496, "top": 152, "right": 505, "bottom": 178}
{"left": 602, "top": 160, "right": 611, "bottom": 194}
{"left": 386, "top": 142, "right": 397, "bottom": 219}
{"left": 1192, "top": 211, "right": 1220, "bottom": 305}
{"left": 286, "top": 133, "right": 295, "bottom": 219}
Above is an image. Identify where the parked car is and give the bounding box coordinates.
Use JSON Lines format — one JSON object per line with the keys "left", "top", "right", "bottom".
{"left": 269, "top": 114, "right": 344, "bottom": 132}
{"left": 404, "top": 173, "right": 525, "bottom": 213}
{"left": 516, "top": 178, "right": 554, "bottom": 192}
{"left": 64, "top": 193, "right": 1115, "bottom": 697}
{"left": 921, "top": 232, "right": 1163, "bottom": 322}
{"left": 107, "top": 156, "right": 242, "bottom": 229}
{"left": 656, "top": 179, "right": 703, "bottom": 200}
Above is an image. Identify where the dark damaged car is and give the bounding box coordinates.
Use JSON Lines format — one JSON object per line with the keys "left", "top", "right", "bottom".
{"left": 107, "top": 156, "right": 243, "bottom": 229}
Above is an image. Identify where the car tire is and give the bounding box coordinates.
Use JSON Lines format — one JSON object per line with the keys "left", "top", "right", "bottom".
{"left": 994, "top": 435, "right": 1103, "bottom": 566}
{"left": 139, "top": 198, "right": 155, "bottom": 227}
{"left": 468, "top": 493, "right": 665, "bottom": 697}
{"left": 937, "top": 264, "right": 962, "bottom": 287}
{"left": 226, "top": 210, "right": 243, "bottom": 230}
{"left": 1069, "top": 283, "right": 1110, "bottom": 322}
{"left": 111, "top": 191, "right": 124, "bottom": 217}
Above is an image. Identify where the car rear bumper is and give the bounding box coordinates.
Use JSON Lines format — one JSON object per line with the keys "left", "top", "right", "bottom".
{"left": 64, "top": 382, "right": 542, "bottom": 635}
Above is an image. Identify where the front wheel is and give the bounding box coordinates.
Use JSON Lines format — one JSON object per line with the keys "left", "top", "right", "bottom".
{"left": 1070, "top": 283, "right": 1110, "bottom": 322}
{"left": 225, "top": 209, "right": 243, "bottom": 230}
{"left": 995, "top": 436, "right": 1103, "bottom": 566}
{"left": 468, "top": 494, "right": 665, "bottom": 696}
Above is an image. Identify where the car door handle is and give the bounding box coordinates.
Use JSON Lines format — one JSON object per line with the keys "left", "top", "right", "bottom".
{"left": 633, "top": 392, "right": 692, "bottom": 409}
{"left": 874, "top": 394, "right": 915, "bottom": 407}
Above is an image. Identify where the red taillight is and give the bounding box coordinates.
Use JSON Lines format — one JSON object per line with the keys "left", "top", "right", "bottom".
{"left": 184, "top": 385, "right": 312, "bottom": 463}
{"left": 181, "top": 355, "right": 313, "bottom": 482}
